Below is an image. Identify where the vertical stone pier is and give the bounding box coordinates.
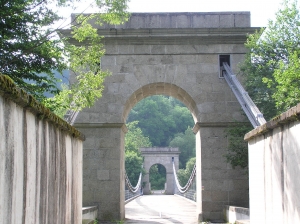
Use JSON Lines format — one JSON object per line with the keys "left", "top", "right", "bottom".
{"left": 75, "top": 123, "right": 126, "bottom": 220}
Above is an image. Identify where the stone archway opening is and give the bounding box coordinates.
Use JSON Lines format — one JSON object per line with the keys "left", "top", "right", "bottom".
{"left": 125, "top": 91, "right": 197, "bottom": 194}
{"left": 149, "top": 163, "right": 166, "bottom": 193}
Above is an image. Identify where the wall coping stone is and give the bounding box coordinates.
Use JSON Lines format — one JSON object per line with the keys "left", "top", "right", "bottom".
{"left": 225, "top": 205, "right": 250, "bottom": 216}
{"left": 82, "top": 206, "right": 98, "bottom": 215}
{"left": 244, "top": 103, "right": 300, "bottom": 141}
{"left": 0, "top": 74, "right": 85, "bottom": 140}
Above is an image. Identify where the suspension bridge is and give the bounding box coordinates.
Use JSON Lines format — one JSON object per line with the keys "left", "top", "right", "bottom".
{"left": 124, "top": 157, "right": 197, "bottom": 223}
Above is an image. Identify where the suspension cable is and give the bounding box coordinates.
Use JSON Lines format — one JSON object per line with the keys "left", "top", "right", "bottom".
{"left": 125, "top": 172, "right": 142, "bottom": 193}
{"left": 172, "top": 161, "right": 196, "bottom": 193}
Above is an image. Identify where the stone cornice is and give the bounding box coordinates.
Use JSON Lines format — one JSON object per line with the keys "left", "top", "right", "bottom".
{"left": 193, "top": 121, "right": 249, "bottom": 133}
{"left": 59, "top": 27, "right": 258, "bottom": 45}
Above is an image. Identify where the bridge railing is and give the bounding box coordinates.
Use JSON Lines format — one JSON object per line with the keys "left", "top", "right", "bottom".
{"left": 222, "top": 62, "right": 266, "bottom": 128}
{"left": 173, "top": 161, "right": 197, "bottom": 202}
{"left": 125, "top": 172, "right": 142, "bottom": 202}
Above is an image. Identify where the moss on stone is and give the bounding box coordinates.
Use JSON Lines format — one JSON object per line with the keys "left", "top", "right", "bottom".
{"left": 0, "top": 74, "right": 85, "bottom": 140}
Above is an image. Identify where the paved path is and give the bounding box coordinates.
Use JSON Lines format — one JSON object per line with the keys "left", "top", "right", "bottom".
{"left": 125, "top": 195, "right": 198, "bottom": 224}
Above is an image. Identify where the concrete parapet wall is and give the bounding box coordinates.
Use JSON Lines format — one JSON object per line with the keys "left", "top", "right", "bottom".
{"left": 82, "top": 206, "right": 98, "bottom": 220}
{"left": 0, "top": 75, "right": 83, "bottom": 224}
{"left": 245, "top": 103, "right": 300, "bottom": 224}
{"left": 224, "top": 206, "right": 249, "bottom": 223}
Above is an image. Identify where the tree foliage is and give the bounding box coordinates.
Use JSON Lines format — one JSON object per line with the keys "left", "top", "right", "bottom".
{"left": 149, "top": 164, "right": 166, "bottom": 190}
{"left": 263, "top": 49, "right": 300, "bottom": 112}
{"left": 1, "top": 0, "right": 129, "bottom": 115}
{"left": 125, "top": 121, "right": 151, "bottom": 184}
{"left": 169, "top": 127, "right": 195, "bottom": 169}
{"left": 240, "top": 0, "right": 300, "bottom": 119}
{"left": 125, "top": 121, "right": 152, "bottom": 154}
{"left": 127, "top": 95, "right": 194, "bottom": 146}
{"left": 125, "top": 151, "right": 143, "bottom": 186}
{"left": 1, "top": 0, "right": 65, "bottom": 101}
{"left": 225, "top": 124, "right": 252, "bottom": 169}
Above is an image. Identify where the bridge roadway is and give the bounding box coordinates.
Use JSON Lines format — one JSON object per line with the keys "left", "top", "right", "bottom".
{"left": 125, "top": 194, "right": 198, "bottom": 224}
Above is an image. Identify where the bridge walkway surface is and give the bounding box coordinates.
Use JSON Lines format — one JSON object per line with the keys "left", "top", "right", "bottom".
{"left": 124, "top": 195, "right": 198, "bottom": 224}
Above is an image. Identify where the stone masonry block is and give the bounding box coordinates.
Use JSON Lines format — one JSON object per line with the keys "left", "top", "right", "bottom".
{"left": 210, "top": 179, "right": 228, "bottom": 191}
{"left": 161, "top": 55, "right": 174, "bottom": 64}
{"left": 159, "top": 14, "right": 172, "bottom": 28}
{"left": 235, "top": 13, "right": 251, "bottom": 27}
{"left": 170, "top": 14, "right": 177, "bottom": 28}
{"left": 220, "top": 14, "right": 235, "bottom": 27}
{"left": 134, "top": 45, "right": 151, "bottom": 54}
{"left": 202, "top": 201, "right": 225, "bottom": 213}
{"left": 145, "top": 14, "right": 160, "bottom": 28}
{"left": 116, "top": 55, "right": 136, "bottom": 65}
{"left": 97, "top": 170, "right": 110, "bottom": 180}
{"left": 176, "top": 14, "right": 190, "bottom": 28}
{"left": 101, "top": 56, "right": 116, "bottom": 66}
{"left": 104, "top": 44, "right": 118, "bottom": 54}
{"left": 151, "top": 45, "right": 166, "bottom": 54}
{"left": 203, "top": 15, "right": 220, "bottom": 28}
{"left": 211, "top": 190, "right": 229, "bottom": 202}
{"left": 192, "top": 14, "right": 218, "bottom": 28}
{"left": 118, "top": 45, "right": 134, "bottom": 54}
{"left": 129, "top": 15, "right": 145, "bottom": 28}
{"left": 197, "top": 54, "right": 218, "bottom": 64}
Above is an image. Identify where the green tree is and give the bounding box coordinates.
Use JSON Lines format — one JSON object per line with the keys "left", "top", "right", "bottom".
{"left": 125, "top": 151, "right": 143, "bottom": 186}
{"left": 240, "top": 0, "right": 300, "bottom": 119}
{"left": 264, "top": 49, "right": 300, "bottom": 112}
{"left": 149, "top": 164, "right": 166, "bottom": 190}
{"left": 128, "top": 95, "right": 175, "bottom": 146}
{"left": 169, "top": 127, "right": 195, "bottom": 169}
{"left": 127, "top": 95, "right": 194, "bottom": 146}
{"left": 1, "top": 0, "right": 129, "bottom": 115}
{"left": 125, "top": 121, "right": 152, "bottom": 154}
{"left": 125, "top": 121, "right": 151, "bottom": 184}
{"left": 171, "top": 105, "right": 195, "bottom": 134}
{"left": 225, "top": 124, "right": 252, "bottom": 169}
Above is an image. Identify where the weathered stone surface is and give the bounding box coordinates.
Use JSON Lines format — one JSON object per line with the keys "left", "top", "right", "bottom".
{"left": 246, "top": 103, "right": 300, "bottom": 224}
{"left": 0, "top": 80, "right": 83, "bottom": 224}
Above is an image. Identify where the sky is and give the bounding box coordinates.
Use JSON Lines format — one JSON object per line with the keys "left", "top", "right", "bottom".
{"left": 62, "top": 0, "right": 285, "bottom": 28}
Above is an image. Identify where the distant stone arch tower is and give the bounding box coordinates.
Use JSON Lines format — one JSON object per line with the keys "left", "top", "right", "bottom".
{"left": 141, "top": 147, "right": 180, "bottom": 195}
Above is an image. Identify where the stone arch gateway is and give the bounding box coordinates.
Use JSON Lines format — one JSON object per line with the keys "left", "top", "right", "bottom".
{"left": 140, "top": 147, "right": 180, "bottom": 195}
{"left": 64, "top": 12, "right": 256, "bottom": 221}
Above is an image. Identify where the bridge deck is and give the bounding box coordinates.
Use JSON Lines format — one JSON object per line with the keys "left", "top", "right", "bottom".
{"left": 125, "top": 195, "right": 198, "bottom": 224}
